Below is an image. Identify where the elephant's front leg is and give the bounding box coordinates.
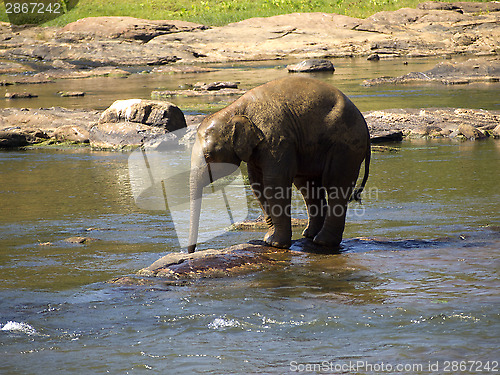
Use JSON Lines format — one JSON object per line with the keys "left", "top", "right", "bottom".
{"left": 247, "top": 166, "right": 274, "bottom": 232}
{"left": 261, "top": 174, "right": 293, "bottom": 248}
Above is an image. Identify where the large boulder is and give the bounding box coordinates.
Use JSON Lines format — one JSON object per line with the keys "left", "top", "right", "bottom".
{"left": 91, "top": 99, "right": 187, "bottom": 150}
{"left": 98, "top": 99, "right": 186, "bottom": 131}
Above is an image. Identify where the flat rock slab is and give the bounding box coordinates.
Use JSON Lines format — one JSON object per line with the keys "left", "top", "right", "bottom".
{"left": 365, "top": 108, "right": 500, "bottom": 140}
{"left": 363, "top": 57, "right": 500, "bottom": 86}
{"left": 137, "top": 242, "right": 292, "bottom": 279}
{"left": 130, "top": 238, "right": 345, "bottom": 283}
{"left": 151, "top": 88, "right": 247, "bottom": 98}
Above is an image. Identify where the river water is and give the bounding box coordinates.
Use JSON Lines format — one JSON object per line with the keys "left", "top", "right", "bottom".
{"left": 1, "top": 58, "right": 499, "bottom": 374}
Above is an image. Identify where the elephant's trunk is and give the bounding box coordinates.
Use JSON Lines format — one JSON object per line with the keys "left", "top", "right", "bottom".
{"left": 187, "top": 174, "right": 202, "bottom": 253}
{"left": 187, "top": 139, "right": 240, "bottom": 253}
{"left": 187, "top": 145, "right": 208, "bottom": 253}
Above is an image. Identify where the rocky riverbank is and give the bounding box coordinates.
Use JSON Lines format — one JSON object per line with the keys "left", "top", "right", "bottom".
{"left": 1, "top": 104, "right": 499, "bottom": 149}
{"left": 0, "top": 1, "right": 498, "bottom": 72}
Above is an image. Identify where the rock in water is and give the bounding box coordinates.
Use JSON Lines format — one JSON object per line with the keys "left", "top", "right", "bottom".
{"left": 137, "top": 242, "right": 291, "bottom": 279}
{"left": 287, "top": 59, "right": 335, "bottom": 73}
{"left": 91, "top": 99, "right": 187, "bottom": 149}
{"left": 0, "top": 131, "right": 28, "bottom": 148}
{"left": 98, "top": 99, "right": 186, "bottom": 131}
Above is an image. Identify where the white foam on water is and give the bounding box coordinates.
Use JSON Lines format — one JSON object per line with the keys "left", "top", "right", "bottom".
{"left": 1, "top": 321, "right": 38, "bottom": 336}
{"left": 208, "top": 317, "right": 241, "bottom": 330}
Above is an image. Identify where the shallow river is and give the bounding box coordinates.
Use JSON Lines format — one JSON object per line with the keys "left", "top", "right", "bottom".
{"left": 1, "top": 58, "right": 499, "bottom": 374}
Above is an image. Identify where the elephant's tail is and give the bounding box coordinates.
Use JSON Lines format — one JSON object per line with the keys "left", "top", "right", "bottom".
{"left": 350, "top": 138, "right": 371, "bottom": 203}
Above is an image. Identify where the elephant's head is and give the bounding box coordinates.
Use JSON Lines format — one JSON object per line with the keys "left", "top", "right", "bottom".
{"left": 187, "top": 115, "right": 264, "bottom": 253}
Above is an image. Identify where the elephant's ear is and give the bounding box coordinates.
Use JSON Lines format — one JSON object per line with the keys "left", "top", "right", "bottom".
{"left": 230, "top": 115, "right": 264, "bottom": 161}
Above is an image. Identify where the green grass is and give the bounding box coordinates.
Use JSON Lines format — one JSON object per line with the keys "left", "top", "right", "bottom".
{"left": 0, "top": 0, "right": 492, "bottom": 26}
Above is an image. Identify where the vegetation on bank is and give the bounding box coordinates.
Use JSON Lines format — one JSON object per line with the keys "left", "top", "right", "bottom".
{"left": 0, "top": 0, "right": 492, "bottom": 26}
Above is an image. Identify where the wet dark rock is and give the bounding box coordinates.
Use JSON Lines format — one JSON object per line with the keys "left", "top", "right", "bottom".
{"left": 287, "top": 59, "right": 335, "bottom": 73}
{"left": 0, "top": 130, "right": 28, "bottom": 148}
{"left": 367, "top": 53, "right": 380, "bottom": 61}
{"left": 137, "top": 242, "right": 290, "bottom": 279}
{"left": 5, "top": 92, "right": 38, "bottom": 99}
{"left": 370, "top": 131, "right": 404, "bottom": 143}
{"left": 2, "top": 106, "right": 497, "bottom": 150}
{"left": 193, "top": 81, "right": 239, "bottom": 91}
{"left": 363, "top": 57, "right": 500, "bottom": 86}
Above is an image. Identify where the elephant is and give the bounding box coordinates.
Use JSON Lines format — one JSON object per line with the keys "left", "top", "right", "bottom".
{"left": 188, "top": 76, "right": 370, "bottom": 253}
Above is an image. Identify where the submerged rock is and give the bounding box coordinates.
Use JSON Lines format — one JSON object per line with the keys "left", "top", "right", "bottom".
{"left": 193, "top": 81, "right": 239, "bottom": 91}
{"left": 64, "top": 236, "right": 98, "bottom": 244}
{"left": 137, "top": 242, "right": 291, "bottom": 279}
{"left": 5, "top": 92, "right": 38, "bottom": 99}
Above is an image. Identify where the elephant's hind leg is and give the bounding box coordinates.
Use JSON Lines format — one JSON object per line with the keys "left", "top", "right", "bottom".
{"left": 294, "top": 176, "right": 327, "bottom": 239}
{"left": 313, "top": 148, "right": 363, "bottom": 249}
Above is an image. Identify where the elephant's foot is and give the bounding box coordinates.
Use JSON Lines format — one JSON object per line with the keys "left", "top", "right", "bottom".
{"left": 264, "top": 229, "right": 291, "bottom": 249}
{"left": 302, "top": 224, "right": 322, "bottom": 239}
{"left": 312, "top": 230, "right": 341, "bottom": 249}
